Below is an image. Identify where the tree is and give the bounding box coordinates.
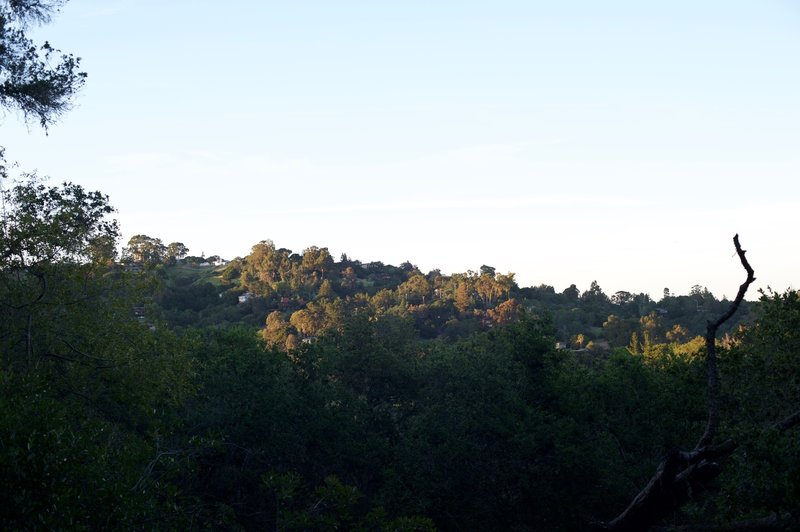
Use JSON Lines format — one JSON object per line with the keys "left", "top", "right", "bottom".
{"left": 453, "top": 277, "right": 473, "bottom": 312}
{"left": 479, "top": 264, "right": 496, "bottom": 277}
{"left": 602, "top": 314, "right": 637, "bottom": 347}
{"left": 1, "top": 171, "right": 119, "bottom": 366}
{"left": 487, "top": 298, "right": 521, "bottom": 326}
{"left": 562, "top": 283, "right": 580, "bottom": 302}
{"left": 665, "top": 323, "right": 689, "bottom": 343}
{"left": 166, "top": 242, "right": 189, "bottom": 262}
{"left": 0, "top": 0, "right": 87, "bottom": 128}
{"left": 398, "top": 274, "right": 431, "bottom": 305}
{"left": 582, "top": 280, "right": 608, "bottom": 304}
{"left": 262, "top": 310, "right": 290, "bottom": 349}
{"left": 475, "top": 272, "right": 501, "bottom": 307}
{"left": 597, "top": 235, "right": 761, "bottom": 531}
{"left": 690, "top": 284, "right": 705, "bottom": 296}
{"left": 572, "top": 333, "right": 586, "bottom": 349}
{"left": 0, "top": 173, "right": 194, "bottom": 528}
{"left": 400, "top": 260, "right": 417, "bottom": 272}
{"left": 339, "top": 266, "right": 357, "bottom": 292}
{"left": 124, "top": 234, "right": 166, "bottom": 265}
{"left": 713, "top": 289, "right": 800, "bottom": 523}
{"left": 1, "top": 170, "right": 118, "bottom": 270}
{"left": 495, "top": 272, "right": 517, "bottom": 300}
{"left": 290, "top": 307, "right": 323, "bottom": 337}
{"left": 241, "top": 240, "right": 291, "bottom": 294}
{"left": 611, "top": 291, "right": 633, "bottom": 306}
{"left": 317, "top": 278, "right": 335, "bottom": 299}
{"left": 371, "top": 288, "right": 395, "bottom": 313}
{"left": 639, "top": 311, "right": 665, "bottom": 345}
{"left": 301, "top": 246, "right": 334, "bottom": 282}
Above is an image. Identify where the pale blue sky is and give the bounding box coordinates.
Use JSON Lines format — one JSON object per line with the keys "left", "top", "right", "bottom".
{"left": 4, "top": 0, "right": 799, "bottom": 298}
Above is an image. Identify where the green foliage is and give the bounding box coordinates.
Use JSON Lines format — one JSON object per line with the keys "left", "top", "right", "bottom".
{"left": 0, "top": 174, "right": 194, "bottom": 527}
{"left": 262, "top": 472, "right": 435, "bottom": 532}
{"left": 0, "top": 371, "right": 164, "bottom": 530}
{"left": 1, "top": 173, "right": 119, "bottom": 268}
{"left": 150, "top": 235, "right": 755, "bottom": 353}
{"left": 2, "top": 170, "right": 793, "bottom": 530}
{"left": 0, "top": 1, "right": 87, "bottom": 128}
{"left": 709, "top": 289, "right": 800, "bottom": 522}
{"left": 123, "top": 234, "right": 167, "bottom": 266}
{"left": 5, "top": 7, "right": 793, "bottom": 526}
{"left": 723, "top": 289, "right": 800, "bottom": 424}
{"left": 166, "top": 241, "right": 189, "bottom": 262}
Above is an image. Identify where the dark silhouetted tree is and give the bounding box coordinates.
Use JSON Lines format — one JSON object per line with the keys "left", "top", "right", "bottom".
{"left": 0, "top": 0, "right": 86, "bottom": 128}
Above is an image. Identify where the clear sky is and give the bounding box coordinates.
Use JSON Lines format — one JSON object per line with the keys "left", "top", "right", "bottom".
{"left": 4, "top": 0, "right": 799, "bottom": 299}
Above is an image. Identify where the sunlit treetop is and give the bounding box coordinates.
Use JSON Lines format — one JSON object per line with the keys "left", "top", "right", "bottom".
{"left": 0, "top": 166, "right": 119, "bottom": 268}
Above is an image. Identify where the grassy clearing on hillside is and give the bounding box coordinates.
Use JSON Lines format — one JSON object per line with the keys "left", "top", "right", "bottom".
{"left": 163, "top": 263, "right": 226, "bottom": 287}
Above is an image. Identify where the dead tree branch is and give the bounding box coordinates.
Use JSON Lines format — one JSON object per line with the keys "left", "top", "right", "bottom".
{"left": 594, "top": 235, "right": 756, "bottom": 532}
{"left": 698, "top": 233, "right": 756, "bottom": 448}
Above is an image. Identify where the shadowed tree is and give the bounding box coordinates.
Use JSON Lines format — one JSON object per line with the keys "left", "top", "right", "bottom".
{"left": 123, "top": 234, "right": 166, "bottom": 266}
{"left": 0, "top": 172, "right": 195, "bottom": 529}
{"left": 166, "top": 242, "right": 189, "bottom": 262}
{"left": 563, "top": 283, "right": 580, "bottom": 302}
{"left": 0, "top": 0, "right": 86, "bottom": 128}
{"left": 496, "top": 272, "right": 517, "bottom": 300}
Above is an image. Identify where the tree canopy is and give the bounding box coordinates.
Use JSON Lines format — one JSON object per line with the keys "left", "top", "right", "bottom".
{"left": 2, "top": 182, "right": 799, "bottom": 529}
{"left": 0, "top": 0, "right": 86, "bottom": 128}
{"left": 2, "top": 6, "right": 798, "bottom": 525}
{"left": 0, "top": 169, "right": 118, "bottom": 269}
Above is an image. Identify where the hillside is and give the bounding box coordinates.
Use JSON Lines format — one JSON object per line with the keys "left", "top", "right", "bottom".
{"left": 150, "top": 239, "right": 756, "bottom": 351}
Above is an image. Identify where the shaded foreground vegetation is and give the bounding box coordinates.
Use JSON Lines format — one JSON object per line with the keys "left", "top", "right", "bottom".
{"left": 3, "top": 1, "right": 798, "bottom": 528}
{"left": 1, "top": 176, "right": 799, "bottom": 531}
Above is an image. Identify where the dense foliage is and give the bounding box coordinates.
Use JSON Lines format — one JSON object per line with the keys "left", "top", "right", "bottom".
{"left": 146, "top": 237, "right": 754, "bottom": 354}
{"left": 0, "top": 0, "right": 86, "bottom": 127}
{"left": 1, "top": 172, "right": 798, "bottom": 530}
{"left": 2, "top": 2, "right": 796, "bottom": 529}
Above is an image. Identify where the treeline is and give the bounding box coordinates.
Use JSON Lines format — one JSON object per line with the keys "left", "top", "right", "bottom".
{"left": 147, "top": 238, "right": 754, "bottom": 352}
{"left": 2, "top": 178, "right": 798, "bottom": 530}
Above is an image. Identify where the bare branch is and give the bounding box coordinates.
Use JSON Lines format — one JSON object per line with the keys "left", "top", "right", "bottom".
{"left": 593, "top": 440, "right": 738, "bottom": 531}
{"left": 773, "top": 409, "right": 800, "bottom": 433}
{"left": 697, "top": 234, "right": 756, "bottom": 448}
{"left": 596, "top": 235, "right": 756, "bottom": 531}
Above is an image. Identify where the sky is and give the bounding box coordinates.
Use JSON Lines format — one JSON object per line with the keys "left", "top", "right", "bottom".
{"left": 3, "top": 0, "right": 799, "bottom": 299}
